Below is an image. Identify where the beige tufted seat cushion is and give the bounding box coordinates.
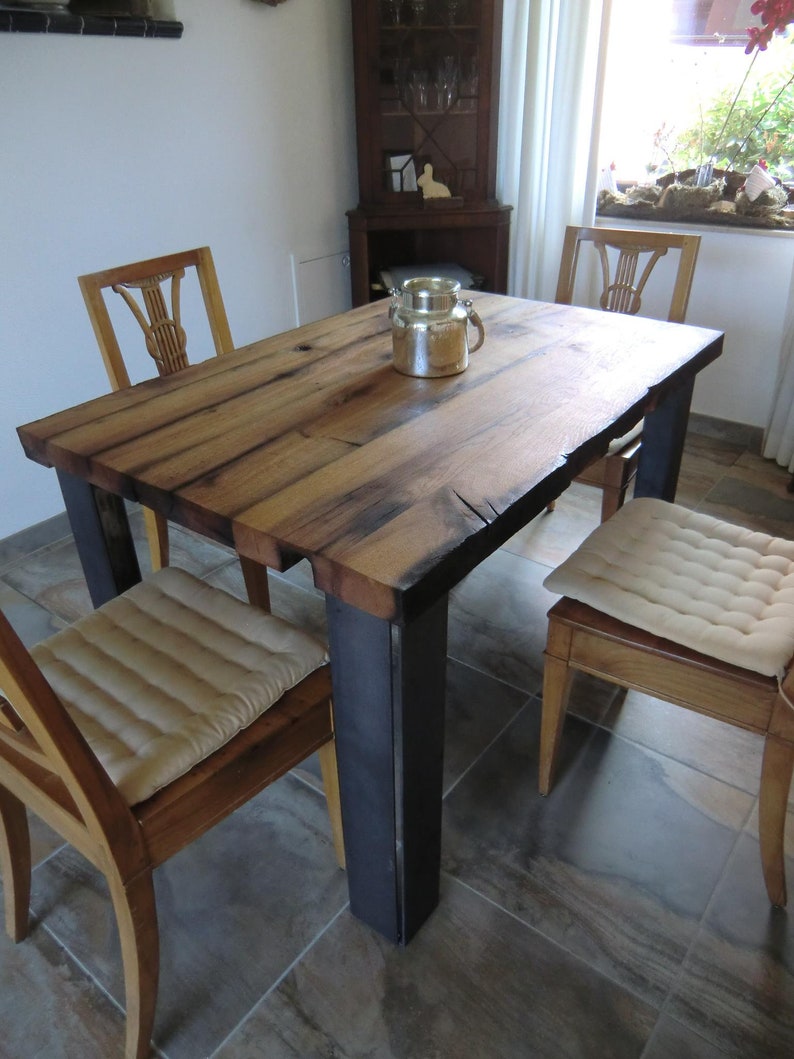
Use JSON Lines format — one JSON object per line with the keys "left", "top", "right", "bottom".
{"left": 544, "top": 498, "right": 794, "bottom": 679}
{"left": 31, "top": 567, "right": 329, "bottom": 805}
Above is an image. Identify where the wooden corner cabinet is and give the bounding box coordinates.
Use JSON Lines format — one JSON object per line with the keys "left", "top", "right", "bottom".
{"left": 347, "top": 0, "right": 511, "bottom": 305}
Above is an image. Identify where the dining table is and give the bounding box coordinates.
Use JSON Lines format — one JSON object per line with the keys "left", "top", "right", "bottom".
{"left": 17, "top": 292, "right": 724, "bottom": 945}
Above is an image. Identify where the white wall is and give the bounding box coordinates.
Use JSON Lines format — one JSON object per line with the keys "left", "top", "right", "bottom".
{"left": 588, "top": 220, "right": 794, "bottom": 431}
{"left": 686, "top": 227, "right": 794, "bottom": 429}
{"left": 0, "top": 0, "right": 357, "bottom": 540}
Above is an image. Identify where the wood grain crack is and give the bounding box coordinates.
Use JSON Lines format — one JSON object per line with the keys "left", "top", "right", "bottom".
{"left": 454, "top": 490, "right": 492, "bottom": 526}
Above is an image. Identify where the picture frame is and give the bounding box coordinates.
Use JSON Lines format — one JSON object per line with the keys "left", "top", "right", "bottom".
{"left": 386, "top": 153, "right": 418, "bottom": 193}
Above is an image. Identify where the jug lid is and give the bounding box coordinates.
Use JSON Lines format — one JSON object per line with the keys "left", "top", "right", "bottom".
{"left": 400, "top": 276, "right": 461, "bottom": 312}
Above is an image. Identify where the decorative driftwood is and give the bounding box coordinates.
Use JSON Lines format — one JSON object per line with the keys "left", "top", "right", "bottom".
{"left": 598, "top": 172, "right": 794, "bottom": 231}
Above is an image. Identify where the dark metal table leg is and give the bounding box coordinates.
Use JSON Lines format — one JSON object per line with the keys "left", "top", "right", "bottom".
{"left": 325, "top": 593, "right": 448, "bottom": 945}
{"left": 57, "top": 470, "right": 141, "bottom": 607}
{"left": 634, "top": 378, "right": 695, "bottom": 502}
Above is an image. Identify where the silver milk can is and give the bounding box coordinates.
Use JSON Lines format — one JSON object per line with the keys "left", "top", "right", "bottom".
{"left": 390, "top": 277, "right": 485, "bottom": 378}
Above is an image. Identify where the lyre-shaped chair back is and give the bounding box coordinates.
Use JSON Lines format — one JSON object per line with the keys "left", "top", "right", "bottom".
{"left": 548, "top": 226, "right": 701, "bottom": 523}
{"left": 113, "top": 269, "right": 189, "bottom": 377}
{"left": 554, "top": 226, "right": 701, "bottom": 324}
{"left": 76, "top": 248, "right": 274, "bottom": 603}
{"left": 78, "top": 246, "right": 234, "bottom": 391}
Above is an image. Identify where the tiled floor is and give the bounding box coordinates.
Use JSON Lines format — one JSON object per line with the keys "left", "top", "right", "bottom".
{"left": 1, "top": 431, "right": 793, "bottom": 1058}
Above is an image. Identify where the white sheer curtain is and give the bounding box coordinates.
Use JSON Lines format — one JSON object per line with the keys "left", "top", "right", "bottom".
{"left": 763, "top": 263, "right": 794, "bottom": 471}
{"left": 497, "top": 0, "right": 612, "bottom": 301}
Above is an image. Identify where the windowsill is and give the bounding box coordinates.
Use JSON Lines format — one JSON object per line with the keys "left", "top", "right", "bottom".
{"left": 595, "top": 211, "right": 794, "bottom": 242}
{"left": 596, "top": 199, "right": 794, "bottom": 235}
{"left": 597, "top": 171, "right": 794, "bottom": 236}
{"left": 0, "top": 6, "right": 182, "bottom": 35}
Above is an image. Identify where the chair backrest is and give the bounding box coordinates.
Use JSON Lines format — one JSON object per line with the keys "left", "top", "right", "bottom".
{"left": 554, "top": 226, "right": 701, "bottom": 324}
{"left": 0, "top": 609, "right": 143, "bottom": 874}
{"left": 78, "top": 246, "right": 234, "bottom": 391}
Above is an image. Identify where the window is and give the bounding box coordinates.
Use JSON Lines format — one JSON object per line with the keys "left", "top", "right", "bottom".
{"left": 595, "top": 0, "right": 794, "bottom": 230}
{"left": 672, "top": 0, "right": 764, "bottom": 42}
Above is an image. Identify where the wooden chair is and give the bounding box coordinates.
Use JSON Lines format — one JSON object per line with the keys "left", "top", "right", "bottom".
{"left": 0, "top": 567, "right": 345, "bottom": 1059}
{"left": 541, "top": 498, "right": 794, "bottom": 906}
{"left": 78, "top": 247, "right": 271, "bottom": 610}
{"left": 551, "top": 226, "right": 702, "bottom": 522}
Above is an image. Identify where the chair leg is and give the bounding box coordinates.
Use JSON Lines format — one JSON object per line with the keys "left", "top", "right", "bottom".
{"left": 0, "top": 786, "right": 31, "bottom": 942}
{"left": 238, "top": 555, "right": 272, "bottom": 613}
{"left": 600, "top": 485, "right": 623, "bottom": 523}
{"left": 539, "top": 648, "right": 575, "bottom": 796}
{"left": 758, "top": 735, "right": 794, "bottom": 907}
{"left": 318, "top": 736, "right": 346, "bottom": 870}
{"left": 599, "top": 454, "right": 633, "bottom": 522}
{"left": 108, "top": 868, "right": 159, "bottom": 1059}
{"left": 142, "top": 507, "right": 169, "bottom": 571}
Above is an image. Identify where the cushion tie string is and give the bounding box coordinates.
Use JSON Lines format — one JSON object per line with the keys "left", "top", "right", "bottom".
{"left": 777, "top": 675, "right": 794, "bottom": 714}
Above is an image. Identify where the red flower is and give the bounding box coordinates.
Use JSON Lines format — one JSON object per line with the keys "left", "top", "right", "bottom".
{"left": 746, "top": 0, "right": 794, "bottom": 52}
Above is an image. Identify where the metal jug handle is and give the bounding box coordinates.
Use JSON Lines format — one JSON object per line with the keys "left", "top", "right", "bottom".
{"left": 388, "top": 287, "right": 401, "bottom": 320}
{"left": 463, "top": 300, "right": 485, "bottom": 353}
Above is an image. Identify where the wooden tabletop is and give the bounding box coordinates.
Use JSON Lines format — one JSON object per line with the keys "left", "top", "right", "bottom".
{"left": 18, "top": 294, "right": 723, "bottom": 621}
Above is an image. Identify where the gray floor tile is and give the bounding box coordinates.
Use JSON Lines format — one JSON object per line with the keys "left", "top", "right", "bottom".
{"left": 0, "top": 511, "right": 72, "bottom": 574}
{"left": 442, "top": 709, "right": 754, "bottom": 1007}
{"left": 0, "top": 920, "right": 126, "bottom": 1058}
{"left": 449, "top": 548, "right": 555, "bottom": 697}
{"left": 0, "top": 578, "right": 65, "bottom": 646}
{"left": 699, "top": 478, "right": 794, "bottom": 537}
{"left": 674, "top": 433, "right": 744, "bottom": 510}
{"left": 734, "top": 450, "right": 794, "bottom": 496}
{"left": 215, "top": 875, "right": 657, "bottom": 1059}
{"left": 1, "top": 537, "right": 94, "bottom": 624}
{"left": 681, "top": 433, "right": 744, "bottom": 464}
{"left": 294, "top": 658, "right": 529, "bottom": 801}
{"left": 28, "top": 777, "right": 348, "bottom": 1059}
{"left": 598, "top": 689, "right": 766, "bottom": 795}
{"left": 501, "top": 481, "right": 602, "bottom": 570}
{"left": 686, "top": 415, "right": 761, "bottom": 453}
{"left": 442, "top": 660, "right": 530, "bottom": 795}
{"left": 642, "top": 1016, "right": 732, "bottom": 1058}
{"left": 666, "top": 833, "right": 794, "bottom": 1059}
{"left": 27, "top": 812, "right": 67, "bottom": 867}
{"left": 1, "top": 516, "right": 238, "bottom": 625}
{"left": 694, "top": 452, "right": 794, "bottom": 537}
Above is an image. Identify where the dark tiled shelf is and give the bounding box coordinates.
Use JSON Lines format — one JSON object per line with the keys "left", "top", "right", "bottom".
{"left": 0, "top": 7, "right": 182, "bottom": 36}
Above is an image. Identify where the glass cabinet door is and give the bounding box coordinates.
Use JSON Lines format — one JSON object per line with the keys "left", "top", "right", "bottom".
{"left": 354, "top": 0, "right": 500, "bottom": 205}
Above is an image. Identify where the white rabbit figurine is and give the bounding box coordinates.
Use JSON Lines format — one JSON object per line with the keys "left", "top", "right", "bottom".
{"left": 417, "top": 163, "right": 452, "bottom": 199}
